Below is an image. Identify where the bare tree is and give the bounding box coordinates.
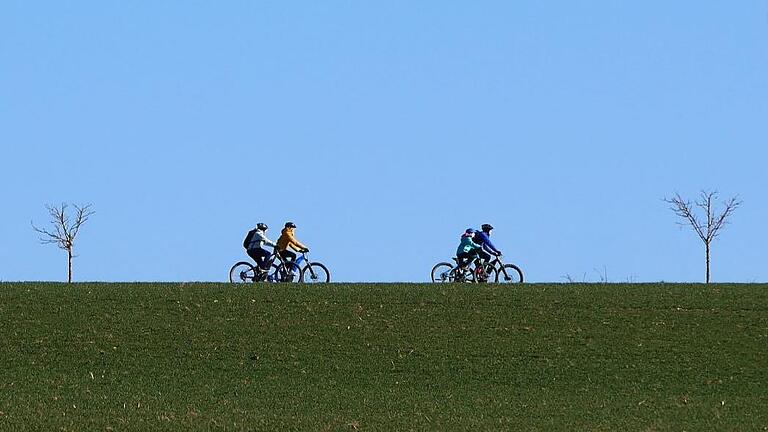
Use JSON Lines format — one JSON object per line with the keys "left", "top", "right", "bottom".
{"left": 663, "top": 191, "right": 741, "bottom": 283}
{"left": 32, "top": 203, "right": 95, "bottom": 283}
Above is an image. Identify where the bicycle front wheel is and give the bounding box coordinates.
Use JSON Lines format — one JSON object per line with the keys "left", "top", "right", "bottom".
{"left": 301, "top": 262, "right": 330, "bottom": 283}
{"left": 431, "top": 262, "right": 456, "bottom": 283}
{"left": 229, "top": 262, "right": 256, "bottom": 283}
{"left": 496, "top": 264, "right": 524, "bottom": 283}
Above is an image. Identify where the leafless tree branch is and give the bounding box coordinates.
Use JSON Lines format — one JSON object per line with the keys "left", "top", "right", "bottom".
{"left": 70, "top": 204, "right": 95, "bottom": 241}
{"left": 663, "top": 193, "right": 706, "bottom": 242}
{"left": 710, "top": 196, "right": 741, "bottom": 241}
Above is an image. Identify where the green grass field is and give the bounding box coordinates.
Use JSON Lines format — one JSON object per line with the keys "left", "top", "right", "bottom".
{"left": 0, "top": 283, "right": 766, "bottom": 431}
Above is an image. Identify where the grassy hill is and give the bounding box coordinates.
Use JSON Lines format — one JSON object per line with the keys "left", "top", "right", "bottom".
{"left": 0, "top": 283, "right": 766, "bottom": 431}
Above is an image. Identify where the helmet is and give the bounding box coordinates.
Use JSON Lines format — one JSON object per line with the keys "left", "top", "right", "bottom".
{"left": 285, "top": 222, "right": 297, "bottom": 229}
{"left": 481, "top": 223, "right": 494, "bottom": 232}
{"left": 464, "top": 228, "right": 475, "bottom": 235}
{"left": 256, "top": 222, "right": 268, "bottom": 230}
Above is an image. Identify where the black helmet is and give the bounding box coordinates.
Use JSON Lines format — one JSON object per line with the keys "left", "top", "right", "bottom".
{"left": 256, "top": 222, "right": 268, "bottom": 230}
{"left": 285, "top": 222, "right": 297, "bottom": 228}
{"left": 481, "top": 223, "right": 494, "bottom": 232}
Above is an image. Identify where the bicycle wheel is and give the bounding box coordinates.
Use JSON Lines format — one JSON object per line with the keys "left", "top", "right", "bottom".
{"left": 263, "top": 264, "right": 281, "bottom": 282}
{"left": 453, "top": 267, "right": 471, "bottom": 283}
{"left": 229, "top": 262, "right": 256, "bottom": 283}
{"left": 474, "top": 265, "right": 497, "bottom": 283}
{"left": 301, "top": 262, "right": 330, "bottom": 283}
{"left": 431, "top": 262, "right": 456, "bottom": 283}
{"left": 495, "top": 264, "right": 524, "bottom": 283}
{"left": 275, "top": 262, "right": 302, "bottom": 283}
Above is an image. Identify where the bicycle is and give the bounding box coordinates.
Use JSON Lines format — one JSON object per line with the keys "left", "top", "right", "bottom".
{"left": 431, "top": 254, "right": 524, "bottom": 283}
{"left": 229, "top": 249, "right": 331, "bottom": 283}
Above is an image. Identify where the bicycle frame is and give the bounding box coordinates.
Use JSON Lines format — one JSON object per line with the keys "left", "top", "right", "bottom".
{"left": 487, "top": 256, "right": 503, "bottom": 272}
{"left": 267, "top": 249, "right": 297, "bottom": 280}
{"left": 295, "top": 252, "right": 321, "bottom": 280}
{"left": 469, "top": 255, "right": 508, "bottom": 281}
{"left": 494, "top": 258, "right": 513, "bottom": 279}
{"left": 483, "top": 255, "right": 523, "bottom": 283}
{"left": 265, "top": 249, "right": 318, "bottom": 282}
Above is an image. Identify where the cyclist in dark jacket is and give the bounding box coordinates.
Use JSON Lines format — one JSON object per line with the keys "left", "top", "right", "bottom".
{"left": 472, "top": 223, "right": 502, "bottom": 263}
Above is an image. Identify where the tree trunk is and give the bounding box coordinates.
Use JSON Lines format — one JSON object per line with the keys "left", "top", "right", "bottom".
{"left": 67, "top": 248, "right": 73, "bottom": 283}
{"left": 705, "top": 242, "right": 710, "bottom": 284}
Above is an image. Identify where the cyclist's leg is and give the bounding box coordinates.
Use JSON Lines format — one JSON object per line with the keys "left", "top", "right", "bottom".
{"left": 246, "top": 248, "right": 260, "bottom": 265}
{"left": 456, "top": 252, "right": 471, "bottom": 268}
{"left": 475, "top": 249, "right": 491, "bottom": 266}
{"left": 253, "top": 248, "right": 271, "bottom": 271}
{"left": 467, "top": 249, "right": 481, "bottom": 264}
{"left": 281, "top": 250, "right": 297, "bottom": 273}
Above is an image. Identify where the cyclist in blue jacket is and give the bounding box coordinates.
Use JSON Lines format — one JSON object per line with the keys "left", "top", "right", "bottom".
{"left": 473, "top": 223, "right": 502, "bottom": 264}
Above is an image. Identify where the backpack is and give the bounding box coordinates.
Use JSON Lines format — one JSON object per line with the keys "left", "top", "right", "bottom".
{"left": 243, "top": 229, "right": 257, "bottom": 249}
{"left": 472, "top": 230, "right": 484, "bottom": 245}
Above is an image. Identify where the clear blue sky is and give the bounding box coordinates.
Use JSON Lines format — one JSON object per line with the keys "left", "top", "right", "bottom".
{"left": 2, "top": 1, "right": 766, "bottom": 282}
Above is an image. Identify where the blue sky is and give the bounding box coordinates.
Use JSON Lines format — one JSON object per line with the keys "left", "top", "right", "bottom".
{"left": 1, "top": 1, "right": 766, "bottom": 282}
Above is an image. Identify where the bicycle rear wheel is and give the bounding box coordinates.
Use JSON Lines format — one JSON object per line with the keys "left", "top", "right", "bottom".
{"left": 431, "top": 262, "right": 456, "bottom": 283}
{"left": 495, "top": 264, "right": 524, "bottom": 283}
{"left": 301, "top": 262, "right": 330, "bottom": 283}
{"left": 275, "top": 262, "right": 302, "bottom": 283}
{"left": 263, "top": 264, "right": 281, "bottom": 282}
{"left": 229, "top": 262, "right": 256, "bottom": 283}
{"left": 474, "top": 265, "right": 496, "bottom": 283}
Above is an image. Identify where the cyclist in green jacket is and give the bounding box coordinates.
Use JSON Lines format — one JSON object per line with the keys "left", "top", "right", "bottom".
{"left": 456, "top": 228, "right": 482, "bottom": 268}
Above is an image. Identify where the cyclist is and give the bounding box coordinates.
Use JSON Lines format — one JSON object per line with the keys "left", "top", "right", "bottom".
{"left": 246, "top": 222, "right": 277, "bottom": 272}
{"left": 456, "top": 228, "right": 482, "bottom": 269}
{"left": 276, "top": 222, "right": 309, "bottom": 272}
{"left": 473, "top": 223, "right": 502, "bottom": 264}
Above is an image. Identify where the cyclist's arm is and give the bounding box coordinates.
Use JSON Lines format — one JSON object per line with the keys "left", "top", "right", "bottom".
{"left": 257, "top": 232, "right": 277, "bottom": 248}
{"left": 288, "top": 232, "right": 308, "bottom": 251}
{"left": 292, "top": 238, "right": 308, "bottom": 251}
{"left": 482, "top": 235, "right": 501, "bottom": 255}
{"left": 290, "top": 241, "right": 308, "bottom": 252}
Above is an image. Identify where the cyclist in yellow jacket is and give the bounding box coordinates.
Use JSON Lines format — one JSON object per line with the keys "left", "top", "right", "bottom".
{"left": 276, "top": 222, "right": 309, "bottom": 272}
